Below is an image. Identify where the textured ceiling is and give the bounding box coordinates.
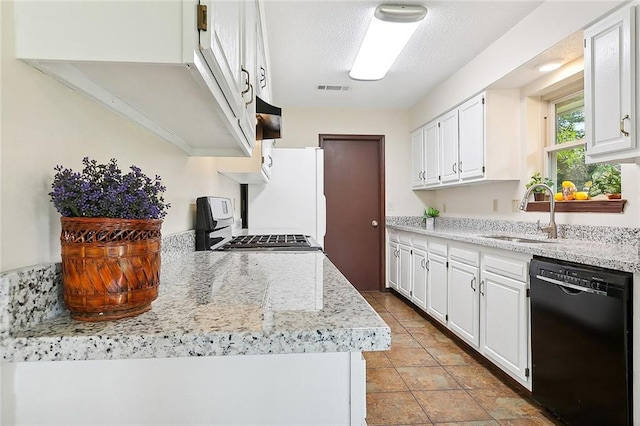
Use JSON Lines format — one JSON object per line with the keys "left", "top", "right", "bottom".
{"left": 263, "top": 0, "right": 545, "bottom": 109}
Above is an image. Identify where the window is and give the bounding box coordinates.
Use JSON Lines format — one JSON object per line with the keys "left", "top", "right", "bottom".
{"left": 545, "top": 92, "right": 621, "bottom": 197}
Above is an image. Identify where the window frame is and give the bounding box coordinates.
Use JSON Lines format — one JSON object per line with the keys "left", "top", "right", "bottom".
{"left": 524, "top": 90, "right": 626, "bottom": 213}
{"left": 544, "top": 91, "right": 586, "bottom": 185}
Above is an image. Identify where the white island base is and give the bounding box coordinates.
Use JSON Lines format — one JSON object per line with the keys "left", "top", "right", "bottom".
{"left": 1, "top": 351, "right": 366, "bottom": 425}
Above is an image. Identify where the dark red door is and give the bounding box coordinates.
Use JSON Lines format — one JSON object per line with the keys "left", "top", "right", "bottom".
{"left": 320, "top": 135, "right": 385, "bottom": 291}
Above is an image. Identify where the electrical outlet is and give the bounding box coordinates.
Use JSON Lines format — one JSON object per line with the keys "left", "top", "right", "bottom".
{"left": 492, "top": 199, "right": 498, "bottom": 212}
{"left": 512, "top": 199, "right": 520, "bottom": 212}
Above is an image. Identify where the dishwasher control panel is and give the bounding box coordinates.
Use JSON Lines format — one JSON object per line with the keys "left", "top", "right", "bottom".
{"left": 538, "top": 268, "right": 607, "bottom": 292}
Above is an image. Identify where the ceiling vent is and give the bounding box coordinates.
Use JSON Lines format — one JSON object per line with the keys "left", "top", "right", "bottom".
{"left": 317, "top": 85, "right": 351, "bottom": 91}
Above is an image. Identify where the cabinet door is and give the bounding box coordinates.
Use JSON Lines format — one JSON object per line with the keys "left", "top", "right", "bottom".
{"left": 388, "top": 241, "right": 399, "bottom": 290}
{"left": 398, "top": 244, "right": 412, "bottom": 298}
{"left": 480, "top": 270, "right": 529, "bottom": 383}
{"left": 411, "top": 128, "right": 425, "bottom": 188}
{"left": 260, "top": 139, "right": 273, "bottom": 180}
{"left": 255, "top": 3, "right": 270, "bottom": 102}
{"left": 458, "top": 94, "right": 485, "bottom": 180}
{"left": 200, "top": 0, "right": 244, "bottom": 117}
{"left": 439, "top": 109, "right": 460, "bottom": 183}
{"left": 411, "top": 248, "right": 428, "bottom": 310}
{"left": 423, "top": 120, "right": 440, "bottom": 186}
{"left": 448, "top": 260, "right": 480, "bottom": 347}
{"left": 584, "top": 5, "right": 636, "bottom": 161}
{"left": 240, "top": 0, "right": 258, "bottom": 143}
{"left": 426, "top": 253, "right": 448, "bottom": 325}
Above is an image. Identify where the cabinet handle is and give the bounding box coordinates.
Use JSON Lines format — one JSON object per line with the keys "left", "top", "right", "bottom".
{"left": 480, "top": 280, "right": 485, "bottom": 296}
{"left": 269, "top": 155, "right": 273, "bottom": 167}
{"left": 426, "top": 259, "right": 429, "bottom": 271}
{"left": 470, "top": 276, "right": 476, "bottom": 292}
{"left": 260, "top": 66, "right": 267, "bottom": 89}
{"left": 452, "top": 162, "right": 457, "bottom": 173}
{"left": 245, "top": 83, "right": 254, "bottom": 108}
{"left": 621, "top": 114, "right": 630, "bottom": 137}
{"left": 241, "top": 68, "right": 250, "bottom": 96}
{"left": 458, "top": 161, "right": 463, "bottom": 173}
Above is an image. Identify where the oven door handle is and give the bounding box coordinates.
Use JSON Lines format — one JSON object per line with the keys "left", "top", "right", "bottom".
{"left": 535, "top": 274, "right": 606, "bottom": 296}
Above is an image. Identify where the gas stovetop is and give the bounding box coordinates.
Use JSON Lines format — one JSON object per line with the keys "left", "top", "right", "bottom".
{"left": 219, "top": 234, "right": 322, "bottom": 251}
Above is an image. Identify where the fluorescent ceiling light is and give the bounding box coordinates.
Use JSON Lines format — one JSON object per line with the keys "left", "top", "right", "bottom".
{"left": 349, "top": 5, "right": 427, "bottom": 81}
{"left": 537, "top": 59, "right": 564, "bottom": 72}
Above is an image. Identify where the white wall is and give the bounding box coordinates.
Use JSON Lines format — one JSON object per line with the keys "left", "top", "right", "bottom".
{"left": 277, "top": 107, "right": 432, "bottom": 217}
{"left": 0, "top": 1, "right": 240, "bottom": 272}
{"left": 409, "top": 0, "right": 640, "bottom": 228}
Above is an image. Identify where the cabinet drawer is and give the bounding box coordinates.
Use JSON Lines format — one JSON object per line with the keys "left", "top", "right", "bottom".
{"left": 412, "top": 235, "right": 428, "bottom": 250}
{"left": 482, "top": 254, "right": 529, "bottom": 282}
{"left": 428, "top": 240, "right": 448, "bottom": 257}
{"left": 450, "top": 246, "right": 480, "bottom": 267}
{"left": 399, "top": 232, "right": 412, "bottom": 246}
{"left": 388, "top": 230, "right": 399, "bottom": 243}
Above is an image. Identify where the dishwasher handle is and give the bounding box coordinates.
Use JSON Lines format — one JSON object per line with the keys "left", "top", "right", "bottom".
{"left": 535, "top": 274, "right": 607, "bottom": 296}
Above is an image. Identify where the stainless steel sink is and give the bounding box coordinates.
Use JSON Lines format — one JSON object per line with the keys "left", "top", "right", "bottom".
{"left": 481, "top": 235, "right": 555, "bottom": 244}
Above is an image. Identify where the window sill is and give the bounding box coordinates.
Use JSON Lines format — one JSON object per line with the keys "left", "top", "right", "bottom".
{"left": 525, "top": 200, "right": 626, "bottom": 213}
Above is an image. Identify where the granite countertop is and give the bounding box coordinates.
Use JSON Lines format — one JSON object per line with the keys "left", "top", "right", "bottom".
{"left": 387, "top": 223, "right": 640, "bottom": 273}
{"left": 2, "top": 251, "right": 390, "bottom": 362}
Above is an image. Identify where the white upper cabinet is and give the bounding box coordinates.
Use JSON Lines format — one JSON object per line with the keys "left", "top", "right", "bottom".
{"left": 411, "top": 129, "right": 425, "bottom": 188}
{"left": 440, "top": 109, "right": 460, "bottom": 183}
{"left": 411, "top": 121, "right": 440, "bottom": 188}
{"left": 218, "top": 139, "right": 273, "bottom": 184}
{"left": 423, "top": 120, "right": 441, "bottom": 185}
{"left": 584, "top": 4, "right": 637, "bottom": 163}
{"left": 458, "top": 94, "right": 485, "bottom": 181}
{"left": 13, "top": 0, "right": 263, "bottom": 157}
{"left": 412, "top": 90, "right": 519, "bottom": 190}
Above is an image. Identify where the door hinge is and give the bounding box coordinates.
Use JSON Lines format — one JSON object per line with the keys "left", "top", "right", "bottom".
{"left": 482, "top": 97, "right": 485, "bottom": 105}
{"left": 482, "top": 166, "right": 485, "bottom": 173}
{"left": 197, "top": 4, "right": 208, "bottom": 31}
{"left": 410, "top": 290, "right": 413, "bottom": 296}
{"left": 445, "top": 314, "right": 448, "bottom": 321}
{"left": 583, "top": 39, "right": 586, "bottom": 48}
{"left": 526, "top": 288, "right": 531, "bottom": 297}
{"left": 438, "top": 122, "right": 441, "bottom": 128}
{"left": 525, "top": 367, "right": 530, "bottom": 377}
{"left": 446, "top": 261, "right": 449, "bottom": 268}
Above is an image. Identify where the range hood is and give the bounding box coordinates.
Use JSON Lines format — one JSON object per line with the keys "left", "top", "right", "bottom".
{"left": 256, "top": 97, "right": 282, "bottom": 140}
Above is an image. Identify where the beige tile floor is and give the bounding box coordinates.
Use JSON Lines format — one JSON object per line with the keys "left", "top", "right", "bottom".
{"left": 361, "top": 291, "right": 563, "bottom": 426}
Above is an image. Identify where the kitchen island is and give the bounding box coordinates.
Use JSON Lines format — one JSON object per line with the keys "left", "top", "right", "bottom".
{"left": 0, "top": 250, "right": 390, "bottom": 425}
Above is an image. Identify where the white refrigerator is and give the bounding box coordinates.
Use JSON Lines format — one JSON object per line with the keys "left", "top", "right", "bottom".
{"left": 247, "top": 147, "right": 326, "bottom": 247}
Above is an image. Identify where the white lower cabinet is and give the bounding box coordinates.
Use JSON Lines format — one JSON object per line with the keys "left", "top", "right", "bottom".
{"left": 480, "top": 253, "right": 530, "bottom": 386}
{"left": 426, "top": 240, "right": 448, "bottom": 325}
{"left": 398, "top": 242, "right": 412, "bottom": 298}
{"left": 411, "top": 247, "right": 428, "bottom": 310}
{"left": 447, "top": 246, "right": 480, "bottom": 348}
{"left": 385, "top": 231, "right": 532, "bottom": 389}
{"left": 387, "top": 233, "right": 399, "bottom": 291}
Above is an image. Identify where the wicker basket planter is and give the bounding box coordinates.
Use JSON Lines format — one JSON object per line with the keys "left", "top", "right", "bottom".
{"left": 60, "top": 217, "right": 162, "bottom": 322}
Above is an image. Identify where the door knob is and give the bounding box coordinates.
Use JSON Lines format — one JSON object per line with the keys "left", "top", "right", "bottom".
{"left": 371, "top": 220, "right": 378, "bottom": 227}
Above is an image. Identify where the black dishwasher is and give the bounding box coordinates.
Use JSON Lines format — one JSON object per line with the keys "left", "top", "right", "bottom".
{"left": 530, "top": 257, "right": 632, "bottom": 426}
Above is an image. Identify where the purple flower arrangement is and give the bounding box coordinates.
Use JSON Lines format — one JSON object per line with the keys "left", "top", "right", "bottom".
{"left": 49, "top": 157, "right": 170, "bottom": 219}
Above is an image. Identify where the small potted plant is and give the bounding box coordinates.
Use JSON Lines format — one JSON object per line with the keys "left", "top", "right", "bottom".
{"left": 49, "top": 157, "right": 170, "bottom": 321}
{"left": 525, "top": 172, "right": 554, "bottom": 201}
{"left": 589, "top": 165, "right": 622, "bottom": 199}
{"left": 422, "top": 206, "right": 440, "bottom": 231}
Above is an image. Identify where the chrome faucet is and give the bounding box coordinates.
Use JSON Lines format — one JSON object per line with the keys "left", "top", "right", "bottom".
{"left": 519, "top": 183, "right": 557, "bottom": 239}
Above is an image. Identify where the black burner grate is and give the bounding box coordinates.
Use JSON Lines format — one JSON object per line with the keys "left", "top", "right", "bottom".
{"left": 225, "top": 234, "right": 311, "bottom": 249}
